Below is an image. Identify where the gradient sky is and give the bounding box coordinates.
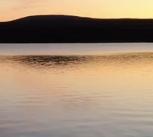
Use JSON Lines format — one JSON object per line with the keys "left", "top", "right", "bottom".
{"left": 1, "top": 0, "right": 153, "bottom": 21}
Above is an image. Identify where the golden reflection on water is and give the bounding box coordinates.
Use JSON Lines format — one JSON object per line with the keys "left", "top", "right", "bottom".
{"left": 1, "top": 53, "right": 153, "bottom": 137}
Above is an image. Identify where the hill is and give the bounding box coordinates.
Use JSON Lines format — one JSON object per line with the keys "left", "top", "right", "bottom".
{"left": 1, "top": 15, "right": 153, "bottom": 43}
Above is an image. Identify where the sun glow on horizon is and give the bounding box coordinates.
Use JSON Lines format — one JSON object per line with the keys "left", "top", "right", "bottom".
{"left": 1, "top": 0, "right": 153, "bottom": 21}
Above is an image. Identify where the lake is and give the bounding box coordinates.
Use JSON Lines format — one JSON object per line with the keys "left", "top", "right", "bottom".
{"left": 1, "top": 43, "right": 153, "bottom": 137}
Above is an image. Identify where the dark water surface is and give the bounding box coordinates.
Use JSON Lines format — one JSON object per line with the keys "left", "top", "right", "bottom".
{"left": 1, "top": 52, "right": 153, "bottom": 137}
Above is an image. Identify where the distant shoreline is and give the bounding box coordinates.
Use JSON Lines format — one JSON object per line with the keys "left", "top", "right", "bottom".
{"left": 1, "top": 15, "right": 153, "bottom": 43}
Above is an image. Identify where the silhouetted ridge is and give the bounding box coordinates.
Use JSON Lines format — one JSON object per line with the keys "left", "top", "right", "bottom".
{"left": 1, "top": 15, "right": 153, "bottom": 43}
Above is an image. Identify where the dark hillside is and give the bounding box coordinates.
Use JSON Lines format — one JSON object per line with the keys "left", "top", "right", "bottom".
{"left": 1, "top": 15, "right": 153, "bottom": 43}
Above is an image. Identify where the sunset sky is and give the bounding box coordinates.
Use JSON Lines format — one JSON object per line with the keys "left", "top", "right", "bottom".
{"left": 1, "top": 0, "right": 153, "bottom": 21}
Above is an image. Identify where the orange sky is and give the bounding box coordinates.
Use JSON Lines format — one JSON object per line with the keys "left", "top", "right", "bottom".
{"left": 1, "top": 0, "right": 153, "bottom": 21}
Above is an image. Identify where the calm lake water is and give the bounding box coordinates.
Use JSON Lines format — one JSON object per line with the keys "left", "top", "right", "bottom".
{"left": 1, "top": 44, "right": 153, "bottom": 137}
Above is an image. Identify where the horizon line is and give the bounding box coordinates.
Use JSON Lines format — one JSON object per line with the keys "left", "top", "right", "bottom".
{"left": 2, "top": 14, "right": 153, "bottom": 22}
